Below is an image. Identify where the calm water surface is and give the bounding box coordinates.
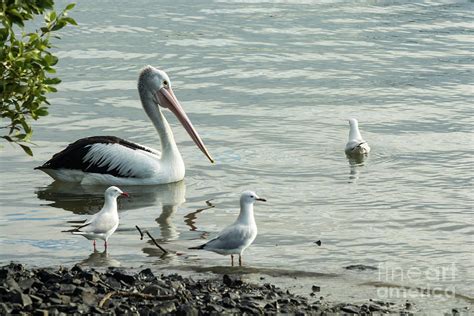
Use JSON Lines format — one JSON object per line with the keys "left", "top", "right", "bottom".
{"left": 1, "top": 0, "right": 473, "bottom": 312}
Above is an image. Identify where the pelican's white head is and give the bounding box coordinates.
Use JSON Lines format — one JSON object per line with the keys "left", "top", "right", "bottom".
{"left": 240, "top": 191, "right": 267, "bottom": 205}
{"left": 138, "top": 66, "right": 171, "bottom": 104}
{"left": 137, "top": 65, "right": 214, "bottom": 163}
{"left": 105, "top": 186, "right": 129, "bottom": 199}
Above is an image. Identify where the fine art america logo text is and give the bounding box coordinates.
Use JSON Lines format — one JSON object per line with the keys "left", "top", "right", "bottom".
{"left": 376, "top": 263, "right": 457, "bottom": 299}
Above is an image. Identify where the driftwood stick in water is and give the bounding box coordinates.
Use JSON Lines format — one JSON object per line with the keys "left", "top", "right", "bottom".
{"left": 135, "top": 225, "right": 168, "bottom": 254}
{"left": 146, "top": 231, "right": 168, "bottom": 254}
{"left": 135, "top": 225, "right": 145, "bottom": 240}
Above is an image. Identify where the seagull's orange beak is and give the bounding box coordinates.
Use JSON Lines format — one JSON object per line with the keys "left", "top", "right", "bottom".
{"left": 157, "top": 87, "right": 214, "bottom": 163}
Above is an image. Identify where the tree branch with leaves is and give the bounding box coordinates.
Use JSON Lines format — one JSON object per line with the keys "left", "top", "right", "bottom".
{"left": 1, "top": 0, "right": 76, "bottom": 155}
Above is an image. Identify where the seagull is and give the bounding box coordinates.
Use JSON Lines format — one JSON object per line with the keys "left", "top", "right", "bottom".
{"left": 62, "top": 186, "right": 129, "bottom": 250}
{"left": 35, "top": 65, "right": 213, "bottom": 185}
{"left": 189, "top": 191, "right": 266, "bottom": 267}
{"left": 345, "top": 118, "right": 371, "bottom": 156}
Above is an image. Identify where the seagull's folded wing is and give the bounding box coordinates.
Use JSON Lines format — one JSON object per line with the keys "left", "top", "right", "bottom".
{"left": 205, "top": 224, "right": 254, "bottom": 250}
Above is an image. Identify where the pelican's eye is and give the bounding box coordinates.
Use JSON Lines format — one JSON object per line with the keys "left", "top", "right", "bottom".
{"left": 163, "top": 80, "right": 169, "bottom": 86}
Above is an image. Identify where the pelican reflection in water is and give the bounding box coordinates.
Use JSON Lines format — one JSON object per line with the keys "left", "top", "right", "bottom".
{"left": 35, "top": 181, "right": 185, "bottom": 215}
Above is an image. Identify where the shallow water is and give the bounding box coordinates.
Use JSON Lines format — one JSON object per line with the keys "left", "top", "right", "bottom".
{"left": 1, "top": 0, "right": 473, "bottom": 312}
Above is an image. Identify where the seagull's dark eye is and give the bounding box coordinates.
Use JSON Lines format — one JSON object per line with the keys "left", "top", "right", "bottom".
{"left": 250, "top": 195, "right": 254, "bottom": 198}
{"left": 163, "top": 80, "right": 168, "bottom": 86}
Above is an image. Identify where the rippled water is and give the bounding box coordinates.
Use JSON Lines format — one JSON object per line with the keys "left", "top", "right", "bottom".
{"left": 1, "top": 0, "right": 473, "bottom": 312}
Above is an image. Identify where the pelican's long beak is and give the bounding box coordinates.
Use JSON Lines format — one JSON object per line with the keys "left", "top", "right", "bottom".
{"left": 157, "top": 87, "right": 214, "bottom": 163}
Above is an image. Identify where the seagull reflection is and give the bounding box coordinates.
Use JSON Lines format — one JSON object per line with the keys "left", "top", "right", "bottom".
{"left": 348, "top": 155, "right": 367, "bottom": 182}
{"left": 79, "top": 249, "right": 121, "bottom": 267}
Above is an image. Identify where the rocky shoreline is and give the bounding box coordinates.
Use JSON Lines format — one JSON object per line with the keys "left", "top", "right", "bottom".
{"left": 0, "top": 262, "right": 452, "bottom": 315}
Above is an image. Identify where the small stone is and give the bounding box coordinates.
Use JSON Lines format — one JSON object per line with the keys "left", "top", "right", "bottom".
{"left": 369, "top": 303, "right": 382, "bottom": 311}
{"left": 311, "top": 285, "right": 321, "bottom": 292}
{"left": 18, "top": 278, "right": 35, "bottom": 290}
{"left": 344, "top": 264, "right": 378, "bottom": 271}
{"left": 142, "top": 284, "right": 167, "bottom": 296}
{"left": 206, "top": 303, "right": 223, "bottom": 313}
{"left": 71, "top": 265, "right": 83, "bottom": 274}
{"left": 82, "top": 271, "right": 99, "bottom": 283}
{"left": 72, "top": 279, "right": 82, "bottom": 286}
{"left": 105, "top": 277, "right": 121, "bottom": 289}
{"left": 73, "top": 286, "right": 93, "bottom": 296}
{"left": 0, "top": 303, "right": 11, "bottom": 314}
{"left": 113, "top": 271, "right": 135, "bottom": 285}
{"left": 170, "top": 280, "right": 183, "bottom": 291}
{"left": 81, "top": 291, "right": 97, "bottom": 306}
{"left": 153, "top": 301, "right": 176, "bottom": 314}
{"left": 222, "top": 297, "right": 235, "bottom": 308}
{"left": 137, "top": 268, "right": 155, "bottom": 282}
{"left": 29, "top": 294, "right": 43, "bottom": 304}
{"left": 224, "top": 291, "right": 240, "bottom": 301}
{"left": 37, "top": 270, "right": 61, "bottom": 284}
{"left": 223, "top": 274, "right": 242, "bottom": 287}
{"left": 55, "top": 304, "right": 76, "bottom": 314}
{"left": 0, "top": 269, "right": 9, "bottom": 281}
{"left": 49, "top": 297, "right": 62, "bottom": 305}
{"left": 90, "top": 306, "right": 105, "bottom": 314}
{"left": 265, "top": 291, "right": 279, "bottom": 300}
{"left": 59, "top": 283, "right": 76, "bottom": 295}
{"left": 177, "top": 304, "right": 198, "bottom": 316}
{"left": 58, "top": 295, "right": 70, "bottom": 305}
{"left": 341, "top": 304, "right": 360, "bottom": 314}
{"left": 5, "top": 277, "right": 21, "bottom": 292}
{"left": 11, "top": 292, "right": 33, "bottom": 307}
{"left": 33, "top": 309, "right": 48, "bottom": 316}
{"left": 239, "top": 304, "right": 261, "bottom": 314}
{"left": 47, "top": 308, "right": 59, "bottom": 316}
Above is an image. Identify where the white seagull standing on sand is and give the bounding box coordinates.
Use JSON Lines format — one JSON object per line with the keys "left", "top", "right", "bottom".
{"left": 345, "top": 118, "right": 371, "bottom": 156}
{"left": 63, "top": 186, "right": 129, "bottom": 250}
{"left": 36, "top": 65, "right": 213, "bottom": 185}
{"left": 189, "top": 191, "right": 266, "bottom": 267}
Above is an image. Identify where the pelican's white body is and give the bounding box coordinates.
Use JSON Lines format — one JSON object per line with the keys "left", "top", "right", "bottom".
{"left": 345, "top": 118, "right": 371, "bottom": 156}
{"left": 42, "top": 113, "right": 185, "bottom": 185}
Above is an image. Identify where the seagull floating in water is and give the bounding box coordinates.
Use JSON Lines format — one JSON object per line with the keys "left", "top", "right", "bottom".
{"left": 62, "top": 186, "right": 129, "bottom": 250}
{"left": 36, "top": 66, "right": 213, "bottom": 185}
{"left": 345, "top": 118, "right": 371, "bottom": 156}
{"left": 189, "top": 191, "right": 266, "bottom": 267}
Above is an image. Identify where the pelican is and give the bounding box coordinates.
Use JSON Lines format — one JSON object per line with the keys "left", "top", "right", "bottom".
{"left": 36, "top": 66, "right": 214, "bottom": 185}
{"left": 345, "top": 118, "right": 371, "bottom": 156}
{"left": 189, "top": 191, "right": 266, "bottom": 267}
